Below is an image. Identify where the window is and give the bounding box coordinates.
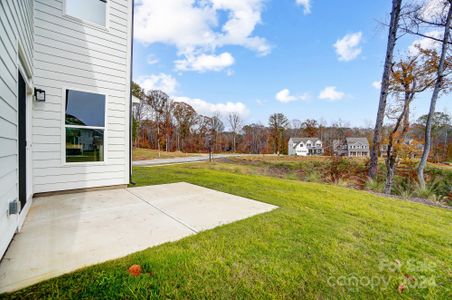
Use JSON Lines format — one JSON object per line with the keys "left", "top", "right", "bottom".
{"left": 65, "top": 0, "right": 107, "bottom": 27}
{"left": 65, "top": 90, "right": 106, "bottom": 163}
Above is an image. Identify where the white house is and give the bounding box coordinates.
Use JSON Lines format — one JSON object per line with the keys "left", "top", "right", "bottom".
{"left": 0, "top": 0, "right": 133, "bottom": 258}
{"left": 288, "top": 138, "right": 323, "bottom": 156}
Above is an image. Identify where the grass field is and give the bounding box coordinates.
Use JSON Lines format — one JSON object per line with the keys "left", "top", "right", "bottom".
{"left": 3, "top": 163, "right": 451, "bottom": 299}
{"left": 214, "top": 156, "right": 452, "bottom": 205}
{"left": 132, "top": 148, "right": 201, "bottom": 160}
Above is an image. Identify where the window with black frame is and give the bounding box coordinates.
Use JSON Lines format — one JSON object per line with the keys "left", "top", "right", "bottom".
{"left": 65, "top": 0, "right": 107, "bottom": 27}
{"left": 65, "top": 90, "right": 106, "bottom": 163}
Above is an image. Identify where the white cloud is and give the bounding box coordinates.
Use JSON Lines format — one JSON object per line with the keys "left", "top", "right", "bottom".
{"left": 275, "top": 89, "right": 309, "bottom": 103}
{"left": 175, "top": 96, "right": 249, "bottom": 117}
{"left": 134, "top": 0, "right": 216, "bottom": 49}
{"left": 295, "top": 0, "right": 311, "bottom": 14}
{"left": 372, "top": 80, "right": 381, "bottom": 90}
{"left": 137, "top": 73, "right": 178, "bottom": 94}
{"left": 276, "top": 89, "right": 296, "bottom": 103}
{"left": 175, "top": 52, "right": 235, "bottom": 72}
{"left": 134, "top": 0, "right": 270, "bottom": 72}
{"left": 319, "top": 86, "right": 345, "bottom": 101}
{"left": 420, "top": 0, "right": 449, "bottom": 21}
{"left": 408, "top": 30, "right": 442, "bottom": 56}
{"left": 334, "top": 32, "right": 363, "bottom": 61}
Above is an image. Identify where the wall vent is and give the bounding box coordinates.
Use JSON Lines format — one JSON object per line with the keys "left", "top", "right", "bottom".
{"left": 8, "top": 201, "right": 18, "bottom": 215}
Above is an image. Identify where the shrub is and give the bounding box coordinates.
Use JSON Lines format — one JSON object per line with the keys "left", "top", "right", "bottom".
{"left": 364, "top": 177, "right": 384, "bottom": 193}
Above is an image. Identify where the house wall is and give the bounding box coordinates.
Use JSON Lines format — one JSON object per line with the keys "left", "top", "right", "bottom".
{"left": 288, "top": 140, "right": 295, "bottom": 156}
{"left": 347, "top": 144, "right": 370, "bottom": 157}
{"left": 295, "top": 144, "right": 309, "bottom": 156}
{"left": 0, "top": 0, "right": 34, "bottom": 258}
{"left": 32, "top": 0, "right": 132, "bottom": 193}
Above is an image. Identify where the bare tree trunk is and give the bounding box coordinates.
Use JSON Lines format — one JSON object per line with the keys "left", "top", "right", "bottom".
{"left": 417, "top": 4, "right": 452, "bottom": 189}
{"left": 384, "top": 94, "right": 412, "bottom": 194}
{"left": 369, "top": 0, "right": 402, "bottom": 179}
{"left": 233, "top": 133, "right": 236, "bottom": 152}
{"left": 157, "top": 125, "right": 161, "bottom": 158}
{"left": 177, "top": 130, "right": 180, "bottom": 152}
{"left": 384, "top": 155, "right": 396, "bottom": 194}
{"left": 444, "top": 130, "right": 448, "bottom": 161}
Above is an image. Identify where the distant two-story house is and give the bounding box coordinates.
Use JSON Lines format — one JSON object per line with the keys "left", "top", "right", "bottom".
{"left": 333, "top": 137, "right": 370, "bottom": 157}
{"left": 288, "top": 138, "right": 323, "bottom": 156}
{"left": 0, "top": 0, "right": 133, "bottom": 258}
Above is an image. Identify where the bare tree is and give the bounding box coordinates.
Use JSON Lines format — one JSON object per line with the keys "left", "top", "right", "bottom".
{"left": 268, "top": 113, "right": 289, "bottom": 155}
{"left": 146, "top": 90, "right": 170, "bottom": 158}
{"left": 417, "top": 112, "right": 452, "bottom": 161}
{"left": 228, "top": 113, "right": 242, "bottom": 152}
{"left": 319, "top": 118, "right": 327, "bottom": 141}
{"left": 417, "top": 1, "right": 452, "bottom": 188}
{"left": 292, "top": 119, "right": 302, "bottom": 136}
{"left": 172, "top": 102, "right": 198, "bottom": 152}
{"left": 131, "top": 82, "right": 147, "bottom": 147}
{"left": 369, "top": 0, "right": 403, "bottom": 179}
{"left": 210, "top": 113, "right": 224, "bottom": 152}
{"left": 242, "top": 123, "right": 267, "bottom": 154}
{"left": 162, "top": 98, "right": 174, "bottom": 152}
{"left": 302, "top": 119, "right": 319, "bottom": 137}
{"left": 195, "top": 115, "right": 212, "bottom": 151}
{"left": 399, "top": 0, "right": 452, "bottom": 46}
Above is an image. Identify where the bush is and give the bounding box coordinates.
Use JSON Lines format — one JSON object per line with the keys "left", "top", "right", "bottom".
{"left": 364, "top": 177, "right": 384, "bottom": 193}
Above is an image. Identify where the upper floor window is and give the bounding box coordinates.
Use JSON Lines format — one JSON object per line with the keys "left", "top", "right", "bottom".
{"left": 65, "top": 0, "right": 107, "bottom": 27}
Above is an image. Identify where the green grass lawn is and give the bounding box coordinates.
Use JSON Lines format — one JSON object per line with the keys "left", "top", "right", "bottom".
{"left": 2, "top": 164, "right": 451, "bottom": 299}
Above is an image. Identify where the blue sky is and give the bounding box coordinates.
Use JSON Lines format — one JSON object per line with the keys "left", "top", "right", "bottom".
{"left": 132, "top": 0, "right": 451, "bottom": 127}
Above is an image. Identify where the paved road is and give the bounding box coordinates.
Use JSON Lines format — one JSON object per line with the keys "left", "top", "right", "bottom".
{"left": 132, "top": 154, "right": 246, "bottom": 166}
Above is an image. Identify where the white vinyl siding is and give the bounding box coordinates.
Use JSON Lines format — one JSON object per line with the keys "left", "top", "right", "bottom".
{"left": 32, "top": 0, "right": 131, "bottom": 193}
{"left": 0, "top": 0, "right": 34, "bottom": 258}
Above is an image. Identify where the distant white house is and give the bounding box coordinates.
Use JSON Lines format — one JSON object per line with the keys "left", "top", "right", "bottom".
{"left": 333, "top": 138, "right": 370, "bottom": 157}
{"left": 288, "top": 138, "right": 323, "bottom": 156}
{"left": 0, "top": 0, "right": 133, "bottom": 258}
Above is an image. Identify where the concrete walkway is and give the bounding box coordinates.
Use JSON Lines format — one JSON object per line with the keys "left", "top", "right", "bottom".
{"left": 132, "top": 154, "right": 247, "bottom": 167}
{"left": 0, "top": 183, "right": 276, "bottom": 293}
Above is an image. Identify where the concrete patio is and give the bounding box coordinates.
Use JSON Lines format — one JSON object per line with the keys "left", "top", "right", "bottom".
{"left": 0, "top": 183, "right": 277, "bottom": 293}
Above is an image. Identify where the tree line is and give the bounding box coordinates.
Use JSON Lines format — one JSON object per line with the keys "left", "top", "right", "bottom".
{"left": 132, "top": 82, "right": 451, "bottom": 163}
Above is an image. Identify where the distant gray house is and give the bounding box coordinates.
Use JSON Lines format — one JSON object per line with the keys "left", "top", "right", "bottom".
{"left": 333, "top": 137, "right": 370, "bottom": 157}
{"left": 288, "top": 138, "right": 323, "bottom": 156}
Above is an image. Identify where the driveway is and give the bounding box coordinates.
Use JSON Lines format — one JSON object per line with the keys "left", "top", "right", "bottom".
{"left": 132, "top": 154, "right": 247, "bottom": 167}
{"left": 0, "top": 183, "right": 276, "bottom": 293}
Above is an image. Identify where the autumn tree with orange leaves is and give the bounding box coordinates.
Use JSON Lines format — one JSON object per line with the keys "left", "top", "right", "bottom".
{"left": 384, "top": 47, "right": 451, "bottom": 194}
